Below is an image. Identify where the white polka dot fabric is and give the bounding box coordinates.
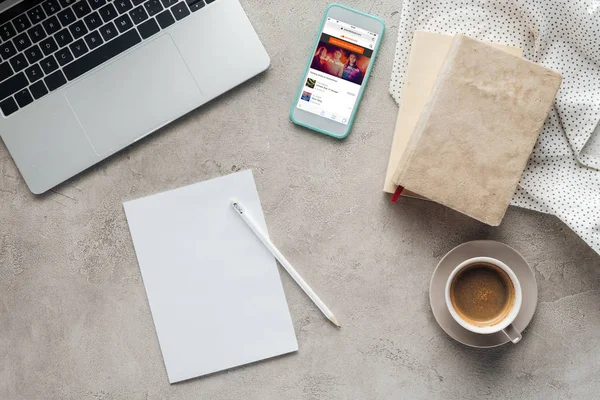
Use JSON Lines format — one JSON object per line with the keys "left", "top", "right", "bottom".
{"left": 389, "top": 0, "right": 600, "bottom": 254}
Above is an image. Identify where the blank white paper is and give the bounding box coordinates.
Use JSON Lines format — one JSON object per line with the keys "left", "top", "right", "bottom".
{"left": 123, "top": 170, "right": 298, "bottom": 383}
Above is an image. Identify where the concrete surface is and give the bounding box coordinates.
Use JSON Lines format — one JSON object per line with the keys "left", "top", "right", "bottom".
{"left": 2, "top": 0, "right": 600, "bottom": 399}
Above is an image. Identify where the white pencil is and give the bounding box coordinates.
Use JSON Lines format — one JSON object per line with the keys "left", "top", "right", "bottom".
{"left": 230, "top": 198, "right": 340, "bottom": 328}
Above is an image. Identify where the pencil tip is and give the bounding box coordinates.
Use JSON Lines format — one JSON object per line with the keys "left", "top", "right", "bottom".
{"left": 330, "top": 316, "right": 341, "bottom": 328}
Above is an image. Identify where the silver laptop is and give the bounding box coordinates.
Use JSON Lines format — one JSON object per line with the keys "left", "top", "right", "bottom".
{"left": 0, "top": 0, "right": 269, "bottom": 193}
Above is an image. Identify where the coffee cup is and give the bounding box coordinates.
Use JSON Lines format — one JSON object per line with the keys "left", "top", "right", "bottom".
{"left": 445, "top": 257, "right": 523, "bottom": 344}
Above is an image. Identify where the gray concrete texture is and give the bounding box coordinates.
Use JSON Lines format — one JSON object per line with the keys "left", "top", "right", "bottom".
{"left": 2, "top": 0, "right": 600, "bottom": 399}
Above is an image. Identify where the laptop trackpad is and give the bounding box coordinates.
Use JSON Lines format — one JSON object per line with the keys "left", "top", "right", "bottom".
{"left": 65, "top": 34, "right": 203, "bottom": 156}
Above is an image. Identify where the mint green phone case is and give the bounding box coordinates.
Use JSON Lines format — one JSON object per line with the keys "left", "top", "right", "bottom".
{"left": 289, "top": 3, "right": 385, "bottom": 139}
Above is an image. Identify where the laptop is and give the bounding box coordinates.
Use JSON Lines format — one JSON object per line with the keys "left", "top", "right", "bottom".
{"left": 0, "top": 0, "right": 269, "bottom": 194}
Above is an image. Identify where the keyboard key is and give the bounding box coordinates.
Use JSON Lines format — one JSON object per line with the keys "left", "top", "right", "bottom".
{"left": 44, "top": 69, "right": 67, "bottom": 90}
{"left": 132, "top": 0, "right": 144, "bottom": 5}
{"left": 186, "top": 0, "right": 204, "bottom": 12}
{"left": 0, "top": 23, "right": 16, "bottom": 41}
{"left": 0, "top": 97, "right": 18, "bottom": 116}
{"left": 69, "top": 20, "right": 88, "bottom": 39}
{"left": 40, "top": 55, "right": 59, "bottom": 74}
{"left": 155, "top": 9, "right": 174, "bottom": 29}
{"left": 205, "top": 0, "right": 215, "bottom": 3}
{"left": 13, "top": 32, "right": 32, "bottom": 51}
{"left": 99, "top": 22, "right": 118, "bottom": 41}
{"left": 129, "top": 6, "right": 148, "bottom": 24}
{"left": 55, "top": 47, "right": 74, "bottom": 65}
{"left": 42, "top": 0, "right": 62, "bottom": 16}
{"left": 57, "top": 7, "right": 76, "bottom": 26}
{"left": 137, "top": 17, "right": 158, "bottom": 39}
{"left": 0, "top": 72, "right": 28, "bottom": 101}
{"left": 69, "top": 38, "right": 88, "bottom": 57}
{"left": 114, "top": 14, "right": 133, "bottom": 32}
{"left": 88, "top": 0, "right": 107, "bottom": 10}
{"left": 84, "top": 12, "right": 103, "bottom": 30}
{"left": 55, "top": 28, "right": 73, "bottom": 47}
{"left": 58, "top": 0, "right": 76, "bottom": 7}
{"left": 25, "top": 64, "right": 43, "bottom": 82}
{"left": 64, "top": 28, "right": 140, "bottom": 80}
{"left": 0, "top": 41, "right": 17, "bottom": 60}
{"left": 0, "top": 62, "right": 13, "bottom": 82}
{"left": 170, "top": 2, "right": 189, "bottom": 20}
{"left": 28, "top": 6, "right": 47, "bottom": 24}
{"left": 40, "top": 36, "right": 58, "bottom": 55}
{"left": 29, "top": 80, "right": 48, "bottom": 99}
{"left": 42, "top": 15, "right": 61, "bottom": 35}
{"left": 99, "top": 3, "right": 118, "bottom": 21}
{"left": 84, "top": 30, "right": 102, "bottom": 49}
{"left": 143, "top": 0, "right": 162, "bottom": 16}
{"left": 24, "top": 45, "right": 44, "bottom": 64}
{"left": 9, "top": 53, "right": 28, "bottom": 72}
{"left": 13, "top": 15, "right": 32, "bottom": 32}
{"left": 14, "top": 88, "right": 33, "bottom": 107}
{"left": 160, "top": 0, "right": 177, "bottom": 7}
{"left": 115, "top": 0, "right": 133, "bottom": 13}
{"left": 73, "top": 1, "right": 92, "bottom": 18}
{"left": 28, "top": 24, "right": 47, "bottom": 43}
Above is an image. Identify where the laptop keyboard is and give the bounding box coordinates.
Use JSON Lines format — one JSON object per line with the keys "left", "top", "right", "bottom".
{"left": 0, "top": 0, "right": 216, "bottom": 116}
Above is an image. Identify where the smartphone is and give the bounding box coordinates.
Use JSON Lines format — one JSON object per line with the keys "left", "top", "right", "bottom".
{"left": 290, "top": 4, "right": 384, "bottom": 139}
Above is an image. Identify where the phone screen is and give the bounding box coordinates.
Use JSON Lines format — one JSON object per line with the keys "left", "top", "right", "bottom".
{"left": 295, "top": 17, "right": 379, "bottom": 125}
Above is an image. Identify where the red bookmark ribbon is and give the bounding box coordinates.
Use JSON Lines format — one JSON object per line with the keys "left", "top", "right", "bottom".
{"left": 391, "top": 186, "right": 404, "bottom": 203}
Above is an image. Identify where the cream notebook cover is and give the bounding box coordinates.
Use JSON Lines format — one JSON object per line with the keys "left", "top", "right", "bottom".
{"left": 383, "top": 31, "right": 523, "bottom": 195}
{"left": 392, "top": 35, "right": 562, "bottom": 226}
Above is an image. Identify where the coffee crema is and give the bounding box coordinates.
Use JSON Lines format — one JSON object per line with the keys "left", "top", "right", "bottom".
{"left": 450, "top": 262, "right": 515, "bottom": 327}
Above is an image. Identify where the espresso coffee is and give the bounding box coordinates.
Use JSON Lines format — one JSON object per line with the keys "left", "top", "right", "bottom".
{"left": 450, "top": 262, "right": 515, "bottom": 326}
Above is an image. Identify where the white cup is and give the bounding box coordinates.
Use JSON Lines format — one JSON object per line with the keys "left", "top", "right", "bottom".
{"left": 445, "top": 257, "right": 523, "bottom": 344}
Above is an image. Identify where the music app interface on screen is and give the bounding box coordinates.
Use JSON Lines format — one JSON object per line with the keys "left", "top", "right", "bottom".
{"left": 296, "top": 18, "right": 378, "bottom": 125}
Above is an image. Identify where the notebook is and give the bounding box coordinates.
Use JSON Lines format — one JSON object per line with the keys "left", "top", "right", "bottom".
{"left": 391, "top": 35, "right": 562, "bottom": 225}
{"left": 123, "top": 170, "right": 298, "bottom": 383}
{"left": 383, "top": 31, "right": 523, "bottom": 195}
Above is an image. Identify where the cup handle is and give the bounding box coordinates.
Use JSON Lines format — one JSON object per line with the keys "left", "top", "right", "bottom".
{"left": 502, "top": 324, "right": 522, "bottom": 344}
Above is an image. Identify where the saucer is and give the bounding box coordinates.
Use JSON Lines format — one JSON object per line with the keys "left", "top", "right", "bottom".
{"left": 429, "top": 240, "right": 538, "bottom": 348}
